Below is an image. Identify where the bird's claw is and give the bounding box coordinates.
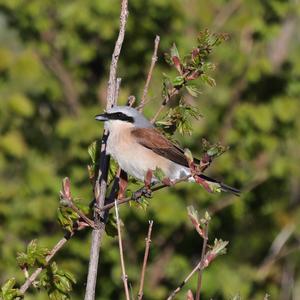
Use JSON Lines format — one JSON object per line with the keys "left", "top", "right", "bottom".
{"left": 132, "top": 186, "right": 152, "bottom": 200}
{"left": 142, "top": 187, "right": 152, "bottom": 198}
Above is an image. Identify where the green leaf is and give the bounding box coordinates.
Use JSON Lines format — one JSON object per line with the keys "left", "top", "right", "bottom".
{"left": 156, "top": 102, "right": 202, "bottom": 136}
{"left": 170, "top": 43, "right": 180, "bottom": 59}
{"left": 172, "top": 76, "right": 185, "bottom": 87}
{"left": 211, "top": 239, "right": 229, "bottom": 256}
{"left": 88, "top": 141, "right": 97, "bottom": 164}
{"left": 39, "top": 262, "right": 76, "bottom": 300}
{"left": 200, "top": 74, "right": 216, "bottom": 87}
{"left": 108, "top": 159, "right": 119, "bottom": 185}
{"left": 57, "top": 206, "right": 78, "bottom": 233}
{"left": 1, "top": 278, "right": 22, "bottom": 300}
{"left": 153, "top": 167, "right": 166, "bottom": 182}
{"left": 201, "top": 139, "right": 228, "bottom": 158}
{"left": 17, "top": 240, "right": 49, "bottom": 269}
{"left": 186, "top": 85, "right": 201, "bottom": 97}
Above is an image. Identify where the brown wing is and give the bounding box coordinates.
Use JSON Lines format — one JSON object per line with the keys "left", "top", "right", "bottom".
{"left": 131, "top": 128, "right": 189, "bottom": 167}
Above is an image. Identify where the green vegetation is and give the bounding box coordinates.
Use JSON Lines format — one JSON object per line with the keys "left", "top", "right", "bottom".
{"left": 0, "top": 0, "right": 300, "bottom": 299}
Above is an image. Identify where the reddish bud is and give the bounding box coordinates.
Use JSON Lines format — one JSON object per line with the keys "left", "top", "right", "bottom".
{"left": 194, "top": 175, "right": 212, "bottom": 193}
{"left": 62, "top": 177, "right": 71, "bottom": 199}
{"left": 172, "top": 56, "right": 182, "bottom": 74}
{"left": 191, "top": 48, "right": 200, "bottom": 59}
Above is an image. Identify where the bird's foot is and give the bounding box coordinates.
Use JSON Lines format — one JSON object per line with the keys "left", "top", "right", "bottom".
{"left": 132, "top": 186, "right": 152, "bottom": 200}
{"left": 117, "top": 170, "right": 128, "bottom": 199}
{"left": 144, "top": 169, "right": 153, "bottom": 189}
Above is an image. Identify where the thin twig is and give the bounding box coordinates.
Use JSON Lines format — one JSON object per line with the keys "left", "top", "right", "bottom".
{"left": 19, "top": 233, "right": 73, "bottom": 294}
{"left": 106, "top": 0, "right": 128, "bottom": 107}
{"left": 138, "top": 35, "right": 160, "bottom": 112}
{"left": 137, "top": 220, "right": 154, "bottom": 300}
{"left": 67, "top": 200, "right": 96, "bottom": 229}
{"left": 166, "top": 258, "right": 204, "bottom": 300}
{"left": 115, "top": 200, "right": 130, "bottom": 300}
{"left": 84, "top": 1, "right": 128, "bottom": 299}
{"left": 100, "top": 174, "right": 192, "bottom": 212}
{"left": 151, "top": 87, "right": 179, "bottom": 123}
{"left": 195, "top": 224, "right": 208, "bottom": 300}
{"left": 127, "top": 95, "right": 136, "bottom": 106}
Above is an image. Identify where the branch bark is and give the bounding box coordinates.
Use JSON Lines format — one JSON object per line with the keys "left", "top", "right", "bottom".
{"left": 84, "top": 1, "right": 128, "bottom": 299}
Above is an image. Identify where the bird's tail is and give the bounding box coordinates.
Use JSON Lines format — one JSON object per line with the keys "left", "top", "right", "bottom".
{"left": 194, "top": 174, "right": 240, "bottom": 196}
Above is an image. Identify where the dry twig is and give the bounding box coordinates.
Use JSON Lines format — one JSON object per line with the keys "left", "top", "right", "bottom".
{"left": 138, "top": 35, "right": 160, "bottom": 112}
{"left": 151, "top": 86, "right": 179, "bottom": 123}
{"left": 137, "top": 220, "right": 154, "bottom": 300}
{"left": 166, "top": 258, "right": 204, "bottom": 300}
{"left": 115, "top": 200, "right": 130, "bottom": 300}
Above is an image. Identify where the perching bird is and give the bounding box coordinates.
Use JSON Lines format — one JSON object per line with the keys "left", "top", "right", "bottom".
{"left": 95, "top": 106, "right": 240, "bottom": 196}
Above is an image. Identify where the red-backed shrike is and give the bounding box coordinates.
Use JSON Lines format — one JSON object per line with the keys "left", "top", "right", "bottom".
{"left": 95, "top": 106, "right": 239, "bottom": 195}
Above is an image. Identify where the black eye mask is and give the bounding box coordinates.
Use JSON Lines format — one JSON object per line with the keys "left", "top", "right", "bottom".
{"left": 105, "top": 112, "right": 134, "bottom": 123}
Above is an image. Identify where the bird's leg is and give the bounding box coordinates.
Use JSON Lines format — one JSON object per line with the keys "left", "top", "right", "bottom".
{"left": 132, "top": 170, "right": 155, "bottom": 200}
{"left": 117, "top": 170, "right": 128, "bottom": 199}
{"left": 142, "top": 169, "right": 153, "bottom": 197}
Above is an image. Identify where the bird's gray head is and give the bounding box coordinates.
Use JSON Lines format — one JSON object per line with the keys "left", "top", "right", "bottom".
{"left": 95, "top": 106, "right": 153, "bottom": 128}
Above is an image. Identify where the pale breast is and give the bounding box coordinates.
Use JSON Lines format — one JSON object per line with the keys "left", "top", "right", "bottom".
{"left": 106, "top": 123, "right": 190, "bottom": 181}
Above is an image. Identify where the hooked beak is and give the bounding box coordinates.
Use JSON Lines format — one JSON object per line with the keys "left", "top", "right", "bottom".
{"left": 95, "top": 113, "right": 109, "bottom": 121}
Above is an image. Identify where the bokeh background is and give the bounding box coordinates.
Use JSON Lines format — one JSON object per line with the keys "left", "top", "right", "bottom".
{"left": 1, "top": 0, "right": 300, "bottom": 299}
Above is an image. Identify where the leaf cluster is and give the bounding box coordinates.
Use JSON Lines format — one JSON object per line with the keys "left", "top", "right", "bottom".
{"left": 38, "top": 262, "right": 76, "bottom": 300}
{"left": 156, "top": 101, "right": 202, "bottom": 136}
{"left": 16, "top": 240, "right": 49, "bottom": 269}
{"left": 1, "top": 279, "right": 22, "bottom": 300}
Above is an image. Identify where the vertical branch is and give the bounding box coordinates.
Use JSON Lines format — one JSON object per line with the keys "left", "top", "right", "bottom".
{"left": 114, "top": 78, "right": 122, "bottom": 103}
{"left": 137, "top": 220, "right": 154, "bottom": 300}
{"left": 115, "top": 200, "right": 130, "bottom": 300}
{"left": 138, "top": 35, "right": 160, "bottom": 112}
{"left": 107, "top": 1, "right": 129, "bottom": 107}
{"left": 84, "top": 1, "right": 128, "bottom": 300}
{"left": 195, "top": 224, "right": 208, "bottom": 300}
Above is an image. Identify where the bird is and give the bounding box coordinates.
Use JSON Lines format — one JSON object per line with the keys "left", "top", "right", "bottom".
{"left": 95, "top": 106, "right": 240, "bottom": 196}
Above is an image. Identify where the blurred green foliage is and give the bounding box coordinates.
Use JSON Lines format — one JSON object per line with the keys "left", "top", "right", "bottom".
{"left": 0, "top": 0, "right": 300, "bottom": 299}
